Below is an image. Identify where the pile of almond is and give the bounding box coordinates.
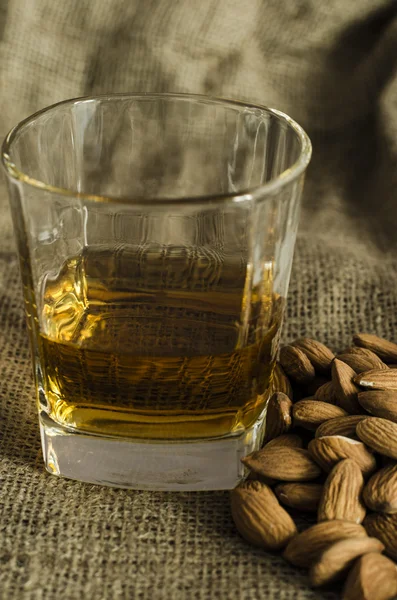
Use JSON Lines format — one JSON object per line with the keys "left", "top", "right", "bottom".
{"left": 231, "top": 333, "right": 397, "bottom": 600}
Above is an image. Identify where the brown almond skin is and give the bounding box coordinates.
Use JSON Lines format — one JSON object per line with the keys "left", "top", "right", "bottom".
{"left": 230, "top": 480, "right": 297, "bottom": 550}
{"left": 343, "top": 345, "right": 388, "bottom": 365}
{"left": 264, "top": 434, "right": 303, "bottom": 449}
{"left": 363, "top": 463, "right": 397, "bottom": 513}
{"left": 271, "top": 363, "right": 293, "bottom": 399}
{"left": 279, "top": 345, "right": 316, "bottom": 384}
{"left": 242, "top": 447, "right": 322, "bottom": 482}
{"left": 310, "top": 536, "right": 384, "bottom": 587}
{"left": 353, "top": 333, "right": 397, "bottom": 363}
{"left": 332, "top": 359, "right": 362, "bottom": 413}
{"left": 315, "top": 415, "right": 367, "bottom": 439}
{"left": 358, "top": 390, "right": 397, "bottom": 423}
{"left": 275, "top": 483, "right": 323, "bottom": 512}
{"left": 336, "top": 352, "right": 389, "bottom": 373}
{"left": 264, "top": 392, "right": 293, "bottom": 442}
{"left": 308, "top": 435, "right": 377, "bottom": 477}
{"left": 318, "top": 459, "right": 366, "bottom": 523}
{"left": 342, "top": 552, "right": 397, "bottom": 600}
{"left": 283, "top": 521, "right": 367, "bottom": 568}
{"left": 292, "top": 338, "right": 335, "bottom": 373}
{"left": 354, "top": 369, "right": 397, "bottom": 391}
{"left": 364, "top": 512, "right": 397, "bottom": 561}
{"left": 356, "top": 417, "right": 397, "bottom": 460}
{"left": 314, "top": 381, "right": 338, "bottom": 405}
{"left": 292, "top": 400, "right": 348, "bottom": 431}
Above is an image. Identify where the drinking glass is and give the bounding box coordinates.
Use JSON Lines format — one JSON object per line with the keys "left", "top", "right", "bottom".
{"left": 2, "top": 94, "right": 311, "bottom": 490}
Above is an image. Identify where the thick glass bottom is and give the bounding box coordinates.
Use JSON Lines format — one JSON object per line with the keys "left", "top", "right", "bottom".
{"left": 39, "top": 410, "right": 266, "bottom": 491}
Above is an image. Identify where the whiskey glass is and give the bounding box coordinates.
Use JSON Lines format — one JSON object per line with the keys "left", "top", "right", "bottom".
{"left": 2, "top": 94, "right": 311, "bottom": 490}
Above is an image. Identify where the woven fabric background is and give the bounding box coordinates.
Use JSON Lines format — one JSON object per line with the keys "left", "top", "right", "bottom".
{"left": 1, "top": 1, "right": 397, "bottom": 598}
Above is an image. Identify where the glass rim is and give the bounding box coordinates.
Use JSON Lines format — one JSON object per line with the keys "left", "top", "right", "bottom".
{"left": 1, "top": 92, "right": 312, "bottom": 206}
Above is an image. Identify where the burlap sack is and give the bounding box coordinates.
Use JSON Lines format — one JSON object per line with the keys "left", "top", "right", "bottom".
{"left": 0, "top": 1, "right": 397, "bottom": 598}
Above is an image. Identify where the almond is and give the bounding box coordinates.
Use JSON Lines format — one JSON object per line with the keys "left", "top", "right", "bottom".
{"left": 265, "top": 434, "right": 303, "bottom": 449}
{"left": 342, "top": 552, "right": 397, "bottom": 600}
{"left": 279, "top": 345, "right": 315, "bottom": 384}
{"left": 356, "top": 417, "right": 397, "bottom": 460}
{"left": 242, "top": 446, "right": 322, "bottom": 482}
{"left": 292, "top": 338, "right": 335, "bottom": 373}
{"left": 353, "top": 333, "right": 397, "bottom": 363}
{"left": 318, "top": 459, "right": 366, "bottom": 523}
{"left": 310, "top": 536, "right": 384, "bottom": 587}
{"left": 315, "top": 415, "right": 367, "bottom": 439}
{"left": 343, "top": 345, "right": 388, "bottom": 363}
{"left": 332, "top": 359, "right": 362, "bottom": 413}
{"left": 358, "top": 390, "right": 397, "bottom": 423}
{"left": 308, "top": 435, "right": 376, "bottom": 477}
{"left": 230, "top": 480, "right": 297, "bottom": 550}
{"left": 345, "top": 345, "right": 389, "bottom": 366}
{"left": 264, "top": 392, "right": 293, "bottom": 442}
{"left": 275, "top": 482, "right": 323, "bottom": 512}
{"left": 271, "top": 363, "right": 293, "bottom": 399}
{"left": 336, "top": 352, "right": 388, "bottom": 373}
{"left": 283, "top": 520, "right": 367, "bottom": 568}
{"left": 355, "top": 369, "right": 397, "bottom": 391}
{"left": 292, "top": 400, "right": 347, "bottom": 431}
{"left": 363, "top": 463, "right": 397, "bottom": 513}
{"left": 314, "top": 381, "right": 338, "bottom": 404}
{"left": 364, "top": 512, "right": 397, "bottom": 561}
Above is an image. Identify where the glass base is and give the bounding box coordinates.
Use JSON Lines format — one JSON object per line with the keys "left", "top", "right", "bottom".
{"left": 39, "top": 411, "right": 266, "bottom": 491}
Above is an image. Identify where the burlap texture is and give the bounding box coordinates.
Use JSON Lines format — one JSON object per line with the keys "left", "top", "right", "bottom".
{"left": 1, "top": 1, "right": 397, "bottom": 598}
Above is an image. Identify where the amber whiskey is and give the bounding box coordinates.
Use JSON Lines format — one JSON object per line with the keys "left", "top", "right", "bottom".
{"left": 36, "top": 246, "right": 283, "bottom": 439}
